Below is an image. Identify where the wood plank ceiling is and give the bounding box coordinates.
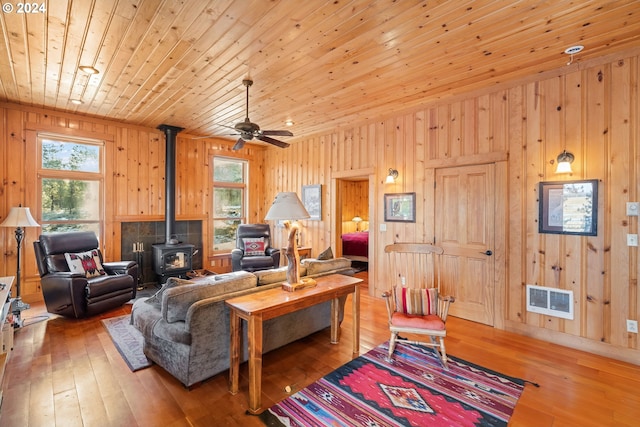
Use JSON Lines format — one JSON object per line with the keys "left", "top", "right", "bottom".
{"left": 0, "top": 0, "right": 638, "bottom": 142}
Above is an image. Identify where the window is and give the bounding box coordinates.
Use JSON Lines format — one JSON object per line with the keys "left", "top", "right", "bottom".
{"left": 212, "top": 157, "right": 247, "bottom": 251}
{"left": 38, "top": 134, "right": 104, "bottom": 235}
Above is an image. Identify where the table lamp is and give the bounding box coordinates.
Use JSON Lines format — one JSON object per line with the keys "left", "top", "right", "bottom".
{"left": 352, "top": 216, "right": 363, "bottom": 231}
{"left": 265, "top": 192, "right": 317, "bottom": 291}
{"left": 0, "top": 205, "right": 40, "bottom": 327}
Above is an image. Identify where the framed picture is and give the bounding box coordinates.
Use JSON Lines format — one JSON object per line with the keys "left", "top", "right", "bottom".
{"left": 302, "top": 184, "right": 322, "bottom": 220}
{"left": 384, "top": 192, "right": 416, "bottom": 222}
{"left": 538, "top": 179, "right": 598, "bottom": 235}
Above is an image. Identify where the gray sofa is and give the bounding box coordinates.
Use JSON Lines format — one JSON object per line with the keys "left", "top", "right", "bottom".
{"left": 131, "top": 257, "right": 353, "bottom": 387}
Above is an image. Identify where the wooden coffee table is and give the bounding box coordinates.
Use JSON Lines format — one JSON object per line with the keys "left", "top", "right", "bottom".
{"left": 226, "top": 273, "right": 362, "bottom": 414}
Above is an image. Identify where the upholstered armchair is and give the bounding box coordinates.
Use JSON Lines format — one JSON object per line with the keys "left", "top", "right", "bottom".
{"left": 231, "top": 224, "right": 281, "bottom": 272}
{"left": 33, "top": 231, "right": 138, "bottom": 318}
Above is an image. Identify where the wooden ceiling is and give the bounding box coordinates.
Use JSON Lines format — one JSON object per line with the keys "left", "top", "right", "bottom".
{"left": 1, "top": 0, "right": 639, "bottom": 142}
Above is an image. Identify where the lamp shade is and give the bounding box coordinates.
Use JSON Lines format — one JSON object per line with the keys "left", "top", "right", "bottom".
{"left": 264, "top": 192, "right": 310, "bottom": 221}
{"left": 0, "top": 206, "right": 40, "bottom": 228}
{"left": 555, "top": 150, "right": 574, "bottom": 174}
{"left": 555, "top": 161, "right": 573, "bottom": 174}
{"left": 352, "top": 216, "right": 362, "bottom": 223}
{"left": 385, "top": 168, "right": 399, "bottom": 184}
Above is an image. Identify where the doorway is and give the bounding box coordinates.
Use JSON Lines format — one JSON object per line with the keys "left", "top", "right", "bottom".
{"left": 334, "top": 173, "right": 374, "bottom": 292}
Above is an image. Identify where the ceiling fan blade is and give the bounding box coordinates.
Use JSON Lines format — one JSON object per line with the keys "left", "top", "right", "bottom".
{"left": 261, "top": 130, "right": 293, "bottom": 137}
{"left": 232, "top": 137, "right": 246, "bottom": 151}
{"left": 257, "top": 135, "right": 290, "bottom": 148}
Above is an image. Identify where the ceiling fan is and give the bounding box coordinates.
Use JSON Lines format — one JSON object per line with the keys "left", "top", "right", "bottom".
{"left": 217, "top": 79, "right": 293, "bottom": 151}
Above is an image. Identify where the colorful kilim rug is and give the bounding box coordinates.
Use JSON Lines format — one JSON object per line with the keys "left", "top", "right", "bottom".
{"left": 260, "top": 341, "right": 529, "bottom": 427}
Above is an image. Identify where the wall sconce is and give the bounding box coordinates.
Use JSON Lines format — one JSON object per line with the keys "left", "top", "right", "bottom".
{"left": 385, "top": 168, "right": 399, "bottom": 184}
{"left": 352, "top": 216, "right": 363, "bottom": 231}
{"left": 555, "top": 150, "right": 574, "bottom": 174}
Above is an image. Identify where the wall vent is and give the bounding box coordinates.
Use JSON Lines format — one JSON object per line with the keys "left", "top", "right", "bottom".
{"left": 526, "top": 284, "right": 574, "bottom": 320}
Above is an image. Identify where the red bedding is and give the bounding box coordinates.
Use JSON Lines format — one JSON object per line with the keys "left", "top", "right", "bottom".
{"left": 341, "top": 231, "right": 369, "bottom": 257}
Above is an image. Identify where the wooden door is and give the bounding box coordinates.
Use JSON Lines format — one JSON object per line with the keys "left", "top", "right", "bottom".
{"left": 435, "top": 164, "right": 495, "bottom": 326}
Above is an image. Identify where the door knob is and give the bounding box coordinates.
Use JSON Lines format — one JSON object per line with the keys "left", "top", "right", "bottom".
{"left": 481, "top": 250, "right": 493, "bottom": 256}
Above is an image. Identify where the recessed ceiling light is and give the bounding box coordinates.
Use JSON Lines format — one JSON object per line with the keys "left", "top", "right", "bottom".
{"left": 79, "top": 65, "right": 99, "bottom": 74}
{"left": 70, "top": 99, "right": 84, "bottom": 105}
{"left": 285, "top": 119, "right": 294, "bottom": 126}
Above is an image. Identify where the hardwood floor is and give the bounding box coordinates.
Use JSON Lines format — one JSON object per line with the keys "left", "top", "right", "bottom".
{"left": 1, "top": 271, "right": 638, "bottom": 426}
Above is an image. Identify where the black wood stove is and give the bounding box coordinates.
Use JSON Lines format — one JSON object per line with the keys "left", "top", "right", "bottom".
{"left": 153, "top": 124, "right": 194, "bottom": 283}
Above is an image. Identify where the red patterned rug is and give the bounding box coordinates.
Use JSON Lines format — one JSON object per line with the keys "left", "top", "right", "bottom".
{"left": 260, "top": 341, "right": 534, "bottom": 427}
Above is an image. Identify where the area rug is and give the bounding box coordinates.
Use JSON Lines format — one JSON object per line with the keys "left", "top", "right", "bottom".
{"left": 101, "top": 315, "right": 152, "bottom": 372}
{"left": 260, "top": 341, "right": 531, "bottom": 427}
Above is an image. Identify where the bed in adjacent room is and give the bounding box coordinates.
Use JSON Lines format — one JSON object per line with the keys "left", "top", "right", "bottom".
{"left": 341, "top": 231, "right": 369, "bottom": 262}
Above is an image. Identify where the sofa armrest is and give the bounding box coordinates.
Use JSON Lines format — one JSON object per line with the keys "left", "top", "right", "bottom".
{"left": 265, "top": 247, "right": 281, "bottom": 267}
{"left": 40, "top": 272, "right": 89, "bottom": 318}
{"left": 103, "top": 260, "right": 137, "bottom": 275}
{"left": 231, "top": 248, "right": 244, "bottom": 271}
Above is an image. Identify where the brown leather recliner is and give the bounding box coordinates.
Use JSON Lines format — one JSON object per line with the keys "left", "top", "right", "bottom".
{"left": 231, "top": 224, "right": 281, "bottom": 272}
{"left": 33, "top": 231, "right": 138, "bottom": 318}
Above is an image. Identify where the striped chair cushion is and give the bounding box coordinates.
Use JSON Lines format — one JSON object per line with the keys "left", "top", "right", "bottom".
{"left": 394, "top": 286, "right": 438, "bottom": 316}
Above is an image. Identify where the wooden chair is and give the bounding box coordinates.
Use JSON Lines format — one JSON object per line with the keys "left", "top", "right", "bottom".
{"left": 381, "top": 243, "right": 455, "bottom": 367}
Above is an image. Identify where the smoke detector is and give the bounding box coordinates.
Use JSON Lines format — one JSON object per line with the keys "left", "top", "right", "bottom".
{"left": 564, "top": 45, "right": 584, "bottom": 55}
{"left": 564, "top": 45, "right": 584, "bottom": 65}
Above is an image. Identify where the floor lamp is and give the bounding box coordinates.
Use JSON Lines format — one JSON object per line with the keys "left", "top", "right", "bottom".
{"left": 0, "top": 206, "right": 40, "bottom": 328}
{"left": 265, "top": 192, "right": 316, "bottom": 291}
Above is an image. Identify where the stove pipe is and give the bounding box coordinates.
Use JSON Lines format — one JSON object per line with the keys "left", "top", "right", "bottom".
{"left": 157, "top": 124, "right": 184, "bottom": 245}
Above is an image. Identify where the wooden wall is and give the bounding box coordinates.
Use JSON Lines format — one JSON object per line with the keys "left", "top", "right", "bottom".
{"left": 1, "top": 46, "right": 638, "bottom": 365}
{"left": 0, "top": 104, "right": 265, "bottom": 298}
{"left": 263, "top": 47, "right": 640, "bottom": 365}
{"left": 339, "top": 180, "right": 368, "bottom": 234}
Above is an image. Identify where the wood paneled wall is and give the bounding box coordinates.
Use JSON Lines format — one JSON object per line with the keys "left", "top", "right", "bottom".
{"left": 1, "top": 47, "right": 638, "bottom": 365}
{"left": 339, "top": 180, "right": 368, "bottom": 234}
{"left": 262, "top": 48, "right": 640, "bottom": 365}
{"left": 0, "top": 104, "right": 265, "bottom": 297}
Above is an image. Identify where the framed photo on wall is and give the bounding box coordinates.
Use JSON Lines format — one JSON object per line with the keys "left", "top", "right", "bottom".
{"left": 538, "top": 179, "right": 598, "bottom": 235}
{"left": 302, "top": 184, "right": 322, "bottom": 220}
{"left": 384, "top": 192, "right": 416, "bottom": 223}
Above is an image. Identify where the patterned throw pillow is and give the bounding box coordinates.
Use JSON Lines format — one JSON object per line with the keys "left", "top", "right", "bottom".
{"left": 64, "top": 250, "right": 106, "bottom": 278}
{"left": 394, "top": 286, "right": 438, "bottom": 316}
{"left": 243, "top": 237, "right": 266, "bottom": 256}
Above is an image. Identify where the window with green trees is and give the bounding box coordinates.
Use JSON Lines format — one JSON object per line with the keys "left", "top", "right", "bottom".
{"left": 38, "top": 135, "right": 103, "bottom": 235}
{"left": 212, "top": 157, "right": 247, "bottom": 251}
